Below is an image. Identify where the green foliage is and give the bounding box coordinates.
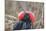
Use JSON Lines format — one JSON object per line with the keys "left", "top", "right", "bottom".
{"left": 19, "top": 7, "right": 24, "bottom": 11}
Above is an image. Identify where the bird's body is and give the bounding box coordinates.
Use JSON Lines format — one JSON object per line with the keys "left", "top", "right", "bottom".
{"left": 13, "top": 11, "right": 35, "bottom": 30}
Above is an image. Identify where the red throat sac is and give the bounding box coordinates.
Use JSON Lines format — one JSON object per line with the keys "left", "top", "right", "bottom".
{"left": 18, "top": 11, "right": 36, "bottom": 24}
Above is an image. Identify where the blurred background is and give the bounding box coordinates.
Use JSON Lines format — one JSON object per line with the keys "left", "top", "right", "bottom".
{"left": 5, "top": 0, "right": 44, "bottom": 31}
